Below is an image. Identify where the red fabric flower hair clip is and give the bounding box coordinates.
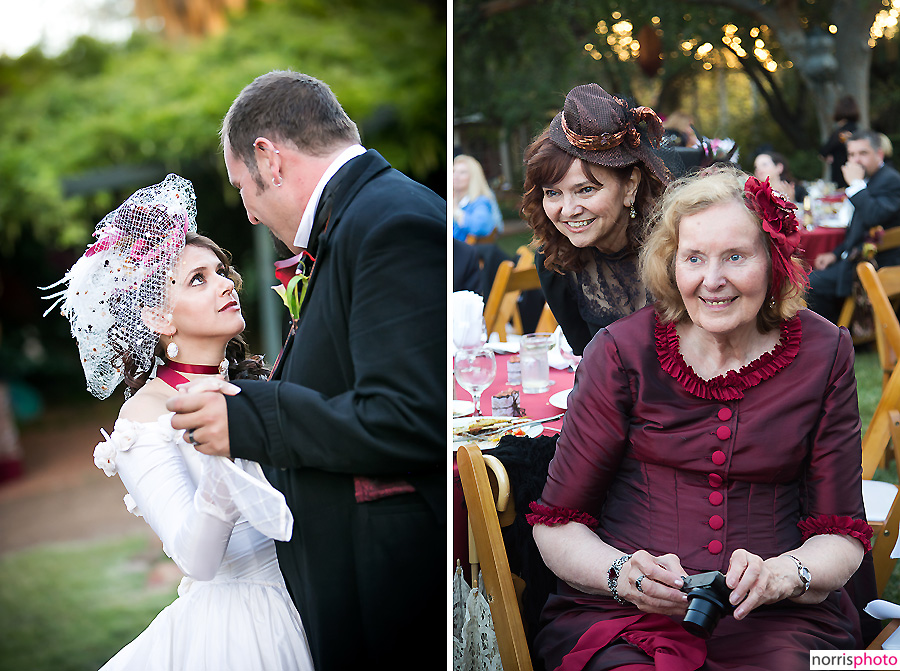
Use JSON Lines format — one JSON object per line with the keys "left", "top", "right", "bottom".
{"left": 743, "top": 176, "right": 809, "bottom": 299}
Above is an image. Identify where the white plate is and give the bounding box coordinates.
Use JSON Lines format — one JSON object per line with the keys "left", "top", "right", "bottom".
{"left": 452, "top": 400, "right": 475, "bottom": 417}
{"left": 485, "top": 341, "right": 520, "bottom": 354}
{"left": 549, "top": 388, "right": 573, "bottom": 410}
{"left": 452, "top": 416, "right": 542, "bottom": 451}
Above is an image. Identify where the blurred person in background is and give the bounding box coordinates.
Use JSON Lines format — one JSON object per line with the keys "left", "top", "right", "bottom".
{"left": 808, "top": 129, "right": 900, "bottom": 323}
{"left": 453, "top": 153, "right": 504, "bottom": 241}
{"left": 753, "top": 151, "right": 807, "bottom": 204}
{"left": 820, "top": 95, "right": 860, "bottom": 189}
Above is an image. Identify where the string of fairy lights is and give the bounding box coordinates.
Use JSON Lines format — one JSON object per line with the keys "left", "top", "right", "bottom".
{"left": 582, "top": 1, "right": 900, "bottom": 73}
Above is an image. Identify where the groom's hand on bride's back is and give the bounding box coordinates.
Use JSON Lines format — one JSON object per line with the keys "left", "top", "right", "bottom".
{"left": 167, "top": 379, "right": 239, "bottom": 458}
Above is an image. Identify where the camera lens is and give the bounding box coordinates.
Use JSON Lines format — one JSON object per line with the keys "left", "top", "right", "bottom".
{"left": 679, "top": 571, "right": 734, "bottom": 638}
{"left": 682, "top": 592, "right": 727, "bottom": 639}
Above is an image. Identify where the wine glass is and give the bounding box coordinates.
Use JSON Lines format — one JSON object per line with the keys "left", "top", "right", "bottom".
{"left": 454, "top": 347, "right": 496, "bottom": 417}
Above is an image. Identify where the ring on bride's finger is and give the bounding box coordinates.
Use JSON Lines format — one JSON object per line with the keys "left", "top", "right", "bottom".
{"left": 187, "top": 428, "right": 199, "bottom": 446}
{"left": 635, "top": 575, "right": 646, "bottom": 593}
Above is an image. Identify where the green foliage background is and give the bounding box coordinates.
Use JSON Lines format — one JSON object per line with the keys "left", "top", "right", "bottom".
{"left": 0, "top": 0, "right": 446, "bottom": 402}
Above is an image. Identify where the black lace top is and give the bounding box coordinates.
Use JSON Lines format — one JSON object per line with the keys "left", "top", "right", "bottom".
{"left": 536, "top": 247, "right": 651, "bottom": 355}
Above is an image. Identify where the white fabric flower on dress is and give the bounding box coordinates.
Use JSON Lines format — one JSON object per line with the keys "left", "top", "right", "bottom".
{"left": 92, "top": 418, "right": 139, "bottom": 477}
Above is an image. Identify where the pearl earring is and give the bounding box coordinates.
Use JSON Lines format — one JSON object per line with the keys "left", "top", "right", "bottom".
{"left": 629, "top": 204, "right": 636, "bottom": 219}
{"left": 166, "top": 342, "right": 179, "bottom": 359}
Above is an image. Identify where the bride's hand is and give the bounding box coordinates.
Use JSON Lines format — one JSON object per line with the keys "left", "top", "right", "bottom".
{"left": 174, "top": 376, "right": 241, "bottom": 396}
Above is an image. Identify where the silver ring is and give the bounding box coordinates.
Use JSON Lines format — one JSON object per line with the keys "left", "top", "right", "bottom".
{"left": 635, "top": 574, "right": 646, "bottom": 593}
{"left": 187, "top": 428, "right": 198, "bottom": 446}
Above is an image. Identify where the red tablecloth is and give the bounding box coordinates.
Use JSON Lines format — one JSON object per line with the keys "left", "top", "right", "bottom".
{"left": 453, "top": 352, "right": 574, "bottom": 575}
{"left": 799, "top": 227, "right": 845, "bottom": 265}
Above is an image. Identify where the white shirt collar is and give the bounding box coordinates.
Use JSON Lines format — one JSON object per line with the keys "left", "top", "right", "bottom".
{"left": 293, "top": 144, "right": 366, "bottom": 249}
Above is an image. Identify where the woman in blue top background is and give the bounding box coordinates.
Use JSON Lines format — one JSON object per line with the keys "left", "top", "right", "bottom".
{"left": 453, "top": 154, "right": 504, "bottom": 241}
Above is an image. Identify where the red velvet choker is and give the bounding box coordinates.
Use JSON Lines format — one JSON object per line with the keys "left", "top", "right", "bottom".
{"left": 156, "top": 360, "right": 225, "bottom": 390}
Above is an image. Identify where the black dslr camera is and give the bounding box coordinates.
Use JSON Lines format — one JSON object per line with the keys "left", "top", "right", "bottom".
{"left": 679, "top": 571, "right": 734, "bottom": 638}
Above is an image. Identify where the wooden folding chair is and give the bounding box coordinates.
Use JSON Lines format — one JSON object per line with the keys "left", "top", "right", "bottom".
{"left": 857, "top": 261, "right": 900, "bottom": 389}
{"left": 871, "top": 409, "right": 900, "bottom": 594}
{"left": 865, "top": 410, "right": 900, "bottom": 650}
{"left": 457, "top": 443, "right": 533, "bottom": 671}
{"left": 535, "top": 303, "right": 558, "bottom": 334}
{"left": 839, "top": 227, "right": 900, "bottom": 340}
{"left": 861, "top": 359, "right": 900, "bottom": 604}
{"left": 483, "top": 260, "right": 542, "bottom": 342}
{"left": 466, "top": 230, "right": 500, "bottom": 246}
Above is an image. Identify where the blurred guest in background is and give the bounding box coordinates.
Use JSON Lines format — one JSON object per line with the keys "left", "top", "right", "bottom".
{"left": 453, "top": 154, "right": 504, "bottom": 241}
{"left": 661, "top": 110, "right": 699, "bottom": 148}
{"left": 453, "top": 237, "right": 483, "bottom": 294}
{"left": 820, "top": 95, "right": 860, "bottom": 188}
{"left": 808, "top": 129, "right": 900, "bottom": 323}
{"left": 753, "top": 151, "right": 807, "bottom": 204}
{"left": 521, "top": 83, "right": 670, "bottom": 355}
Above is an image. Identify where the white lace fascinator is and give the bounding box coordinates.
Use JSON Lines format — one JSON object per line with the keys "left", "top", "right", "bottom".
{"left": 44, "top": 174, "right": 198, "bottom": 399}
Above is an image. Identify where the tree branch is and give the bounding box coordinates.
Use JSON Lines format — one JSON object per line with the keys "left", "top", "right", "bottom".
{"left": 684, "top": 0, "right": 778, "bottom": 26}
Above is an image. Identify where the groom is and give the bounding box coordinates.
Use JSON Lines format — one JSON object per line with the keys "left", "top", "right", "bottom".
{"left": 168, "top": 71, "right": 446, "bottom": 670}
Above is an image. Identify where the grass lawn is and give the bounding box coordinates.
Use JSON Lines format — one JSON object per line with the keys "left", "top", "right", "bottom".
{"left": 0, "top": 534, "right": 177, "bottom": 671}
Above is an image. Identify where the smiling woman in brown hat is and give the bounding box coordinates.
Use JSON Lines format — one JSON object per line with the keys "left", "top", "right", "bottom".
{"left": 522, "top": 84, "right": 671, "bottom": 354}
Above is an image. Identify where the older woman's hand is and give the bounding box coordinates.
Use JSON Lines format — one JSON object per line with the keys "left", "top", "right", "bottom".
{"left": 725, "top": 549, "right": 800, "bottom": 620}
{"left": 619, "top": 550, "right": 689, "bottom": 617}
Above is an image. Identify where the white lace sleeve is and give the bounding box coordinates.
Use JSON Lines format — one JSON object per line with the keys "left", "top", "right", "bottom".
{"left": 194, "top": 455, "right": 293, "bottom": 542}
{"left": 108, "top": 417, "right": 238, "bottom": 581}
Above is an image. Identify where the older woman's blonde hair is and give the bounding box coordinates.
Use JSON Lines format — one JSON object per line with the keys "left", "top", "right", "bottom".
{"left": 454, "top": 154, "right": 495, "bottom": 202}
{"left": 640, "top": 165, "right": 807, "bottom": 332}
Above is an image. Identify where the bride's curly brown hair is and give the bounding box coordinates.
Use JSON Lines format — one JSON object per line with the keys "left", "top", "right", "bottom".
{"left": 120, "top": 232, "right": 269, "bottom": 394}
{"left": 521, "top": 130, "right": 666, "bottom": 274}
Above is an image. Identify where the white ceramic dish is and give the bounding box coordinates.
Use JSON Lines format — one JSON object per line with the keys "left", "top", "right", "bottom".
{"left": 548, "top": 388, "right": 573, "bottom": 410}
{"left": 452, "top": 400, "right": 475, "bottom": 417}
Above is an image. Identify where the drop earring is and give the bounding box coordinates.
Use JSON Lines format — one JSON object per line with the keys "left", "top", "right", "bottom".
{"left": 629, "top": 204, "right": 636, "bottom": 219}
{"left": 166, "top": 342, "right": 179, "bottom": 359}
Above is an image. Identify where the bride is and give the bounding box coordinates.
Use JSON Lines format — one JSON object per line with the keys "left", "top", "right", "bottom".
{"left": 46, "top": 174, "right": 314, "bottom": 670}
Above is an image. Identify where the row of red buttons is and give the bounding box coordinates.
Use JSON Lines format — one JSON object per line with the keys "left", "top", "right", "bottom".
{"left": 707, "top": 406, "right": 733, "bottom": 555}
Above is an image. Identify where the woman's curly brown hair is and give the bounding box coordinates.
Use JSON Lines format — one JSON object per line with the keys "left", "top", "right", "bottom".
{"left": 521, "top": 130, "right": 667, "bottom": 274}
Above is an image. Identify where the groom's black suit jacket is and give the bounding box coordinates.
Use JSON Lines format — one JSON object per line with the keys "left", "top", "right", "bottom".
{"left": 227, "top": 150, "right": 446, "bottom": 670}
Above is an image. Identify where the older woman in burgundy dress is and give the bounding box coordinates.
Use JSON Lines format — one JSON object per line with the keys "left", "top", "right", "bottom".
{"left": 528, "top": 166, "right": 872, "bottom": 670}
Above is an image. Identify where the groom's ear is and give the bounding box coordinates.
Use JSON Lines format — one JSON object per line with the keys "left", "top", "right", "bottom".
{"left": 141, "top": 307, "right": 176, "bottom": 336}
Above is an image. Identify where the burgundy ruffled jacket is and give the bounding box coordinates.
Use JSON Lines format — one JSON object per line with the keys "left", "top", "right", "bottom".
{"left": 528, "top": 307, "right": 871, "bottom": 671}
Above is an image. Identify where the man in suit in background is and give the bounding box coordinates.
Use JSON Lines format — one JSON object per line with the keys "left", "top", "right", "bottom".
{"left": 808, "top": 129, "right": 900, "bottom": 323}
{"left": 169, "top": 70, "right": 446, "bottom": 670}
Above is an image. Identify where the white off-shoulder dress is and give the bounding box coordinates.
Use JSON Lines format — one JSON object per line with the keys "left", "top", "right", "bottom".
{"left": 93, "top": 413, "right": 314, "bottom": 671}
